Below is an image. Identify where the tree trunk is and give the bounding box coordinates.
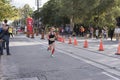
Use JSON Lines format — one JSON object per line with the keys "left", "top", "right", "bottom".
{"left": 70, "top": 16, "right": 74, "bottom": 35}
{"left": 70, "top": 16, "right": 74, "bottom": 28}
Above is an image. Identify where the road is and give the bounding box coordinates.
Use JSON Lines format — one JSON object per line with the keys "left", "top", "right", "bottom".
{"left": 1, "top": 34, "right": 120, "bottom": 80}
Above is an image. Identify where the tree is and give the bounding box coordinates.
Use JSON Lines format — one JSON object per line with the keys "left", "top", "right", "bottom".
{"left": 0, "top": 0, "right": 18, "bottom": 21}
{"left": 34, "top": 0, "right": 120, "bottom": 29}
{"left": 18, "top": 4, "right": 33, "bottom": 26}
{"left": 39, "top": 0, "right": 62, "bottom": 25}
{"left": 12, "top": 4, "right": 33, "bottom": 28}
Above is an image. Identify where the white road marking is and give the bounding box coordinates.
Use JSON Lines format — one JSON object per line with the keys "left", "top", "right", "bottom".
{"left": 12, "top": 77, "right": 38, "bottom": 80}
{"left": 102, "top": 72, "right": 120, "bottom": 80}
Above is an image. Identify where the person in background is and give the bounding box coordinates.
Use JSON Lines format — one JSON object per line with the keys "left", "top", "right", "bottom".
{"left": 0, "top": 27, "right": 4, "bottom": 55}
{"left": 2, "top": 19, "right": 11, "bottom": 55}
{"left": 110, "top": 27, "right": 114, "bottom": 41}
{"left": 95, "top": 28, "right": 99, "bottom": 39}
{"left": 90, "top": 27, "right": 94, "bottom": 38}
{"left": 80, "top": 26, "right": 85, "bottom": 37}
{"left": 8, "top": 26, "right": 13, "bottom": 38}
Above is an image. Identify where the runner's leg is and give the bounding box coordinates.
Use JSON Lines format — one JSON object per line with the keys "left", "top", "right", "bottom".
{"left": 51, "top": 42, "right": 55, "bottom": 55}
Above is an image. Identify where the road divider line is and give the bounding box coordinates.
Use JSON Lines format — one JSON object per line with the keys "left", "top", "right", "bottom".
{"left": 102, "top": 72, "right": 120, "bottom": 80}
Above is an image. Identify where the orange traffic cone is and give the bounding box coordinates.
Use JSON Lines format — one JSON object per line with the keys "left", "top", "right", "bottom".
{"left": 57, "top": 36, "right": 59, "bottom": 41}
{"left": 58, "top": 36, "right": 62, "bottom": 42}
{"left": 60, "top": 37, "right": 62, "bottom": 42}
{"left": 62, "top": 37, "right": 65, "bottom": 43}
{"left": 115, "top": 43, "right": 120, "bottom": 55}
{"left": 84, "top": 40, "right": 88, "bottom": 48}
{"left": 57, "top": 36, "right": 61, "bottom": 41}
{"left": 99, "top": 39, "right": 104, "bottom": 51}
{"left": 68, "top": 37, "right": 72, "bottom": 44}
{"left": 74, "top": 37, "right": 78, "bottom": 46}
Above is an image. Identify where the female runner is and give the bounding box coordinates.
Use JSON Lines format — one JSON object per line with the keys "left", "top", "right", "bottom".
{"left": 47, "top": 27, "right": 56, "bottom": 57}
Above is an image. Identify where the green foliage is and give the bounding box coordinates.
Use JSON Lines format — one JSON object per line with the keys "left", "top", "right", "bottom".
{"left": 21, "top": 4, "right": 33, "bottom": 18}
{"left": 37, "top": 0, "right": 64, "bottom": 25}
{"left": 12, "top": 4, "right": 34, "bottom": 27}
{"left": 33, "top": 0, "right": 120, "bottom": 28}
{"left": 0, "top": 0, "right": 18, "bottom": 21}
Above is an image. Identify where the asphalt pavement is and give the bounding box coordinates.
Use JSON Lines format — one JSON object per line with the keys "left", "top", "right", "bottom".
{"left": 0, "top": 34, "right": 120, "bottom": 80}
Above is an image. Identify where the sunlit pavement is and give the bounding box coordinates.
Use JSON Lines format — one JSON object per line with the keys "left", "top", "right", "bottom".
{"left": 1, "top": 34, "right": 120, "bottom": 80}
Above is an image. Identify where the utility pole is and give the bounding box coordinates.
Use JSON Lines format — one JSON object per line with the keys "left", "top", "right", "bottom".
{"left": 35, "top": 0, "right": 42, "bottom": 36}
{"left": 36, "top": 0, "right": 44, "bottom": 39}
{"left": 36, "top": 0, "right": 42, "bottom": 10}
{"left": 37, "top": 0, "right": 39, "bottom": 10}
